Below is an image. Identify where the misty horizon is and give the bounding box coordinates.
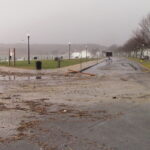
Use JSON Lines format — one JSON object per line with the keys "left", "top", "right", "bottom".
{"left": 0, "top": 43, "right": 106, "bottom": 57}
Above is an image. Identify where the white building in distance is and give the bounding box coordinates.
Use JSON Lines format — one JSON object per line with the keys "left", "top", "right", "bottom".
{"left": 71, "top": 50, "right": 92, "bottom": 59}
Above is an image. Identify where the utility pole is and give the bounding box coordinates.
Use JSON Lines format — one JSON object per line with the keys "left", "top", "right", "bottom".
{"left": 86, "top": 45, "right": 88, "bottom": 60}
{"left": 27, "top": 34, "right": 30, "bottom": 64}
{"left": 68, "top": 42, "right": 71, "bottom": 60}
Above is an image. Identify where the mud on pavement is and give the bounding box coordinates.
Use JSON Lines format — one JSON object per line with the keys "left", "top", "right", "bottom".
{"left": 0, "top": 57, "right": 150, "bottom": 150}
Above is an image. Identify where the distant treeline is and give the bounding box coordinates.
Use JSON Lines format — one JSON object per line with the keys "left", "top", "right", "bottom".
{"left": 114, "top": 13, "right": 150, "bottom": 58}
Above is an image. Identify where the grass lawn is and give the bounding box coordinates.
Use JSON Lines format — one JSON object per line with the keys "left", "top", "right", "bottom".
{"left": 129, "top": 57, "right": 150, "bottom": 69}
{"left": 0, "top": 58, "right": 95, "bottom": 70}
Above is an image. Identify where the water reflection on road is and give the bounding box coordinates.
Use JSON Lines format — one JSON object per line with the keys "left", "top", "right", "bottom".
{"left": 84, "top": 57, "right": 142, "bottom": 75}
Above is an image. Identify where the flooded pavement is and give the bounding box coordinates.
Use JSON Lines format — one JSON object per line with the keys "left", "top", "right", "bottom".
{"left": 0, "top": 75, "right": 45, "bottom": 81}
{"left": 84, "top": 57, "right": 143, "bottom": 75}
{"left": 0, "top": 57, "right": 150, "bottom": 150}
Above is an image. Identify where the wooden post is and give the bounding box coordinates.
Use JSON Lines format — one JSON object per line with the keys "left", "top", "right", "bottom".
{"left": 8, "top": 49, "right": 10, "bottom": 66}
{"left": 14, "top": 48, "right": 16, "bottom": 66}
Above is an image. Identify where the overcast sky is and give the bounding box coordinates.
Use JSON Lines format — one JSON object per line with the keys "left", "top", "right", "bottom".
{"left": 0, "top": 0, "right": 149, "bottom": 46}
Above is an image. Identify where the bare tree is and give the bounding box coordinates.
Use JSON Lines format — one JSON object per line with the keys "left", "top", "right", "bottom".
{"left": 139, "top": 14, "right": 150, "bottom": 47}
{"left": 118, "top": 13, "right": 150, "bottom": 58}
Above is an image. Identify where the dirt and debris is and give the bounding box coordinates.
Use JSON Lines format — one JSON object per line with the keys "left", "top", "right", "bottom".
{"left": 0, "top": 103, "right": 7, "bottom": 111}
{"left": 0, "top": 58, "right": 150, "bottom": 150}
{"left": 17, "top": 120, "right": 40, "bottom": 132}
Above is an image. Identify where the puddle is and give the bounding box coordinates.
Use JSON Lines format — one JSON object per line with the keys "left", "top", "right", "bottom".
{"left": 0, "top": 75, "right": 46, "bottom": 81}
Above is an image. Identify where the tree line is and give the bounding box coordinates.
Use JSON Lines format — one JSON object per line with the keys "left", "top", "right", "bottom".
{"left": 115, "top": 13, "right": 150, "bottom": 59}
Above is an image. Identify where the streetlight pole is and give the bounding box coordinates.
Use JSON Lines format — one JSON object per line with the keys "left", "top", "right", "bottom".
{"left": 85, "top": 45, "right": 88, "bottom": 60}
{"left": 27, "top": 34, "right": 30, "bottom": 64}
{"left": 80, "top": 51, "right": 82, "bottom": 70}
{"left": 99, "top": 50, "right": 101, "bottom": 62}
{"left": 140, "top": 43, "right": 144, "bottom": 59}
{"left": 68, "top": 42, "right": 71, "bottom": 60}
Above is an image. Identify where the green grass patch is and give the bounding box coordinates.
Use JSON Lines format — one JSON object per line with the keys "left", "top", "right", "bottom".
{"left": 128, "top": 57, "right": 150, "bottom": 69}
{"left": 0, "top": 58, "right": 95, "bottom": 70}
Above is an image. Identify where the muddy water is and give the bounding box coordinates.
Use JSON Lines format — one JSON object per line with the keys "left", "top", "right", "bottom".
{"left": 0, "top": 75, "right": 46, "bottom": 81}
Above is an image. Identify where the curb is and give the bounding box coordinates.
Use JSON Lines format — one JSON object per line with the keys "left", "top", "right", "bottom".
{"left": 80, "top": 63, "right": 99, "bottom": 72}
{"left": 80, "top": 59, "right": 105, "bottom": 72}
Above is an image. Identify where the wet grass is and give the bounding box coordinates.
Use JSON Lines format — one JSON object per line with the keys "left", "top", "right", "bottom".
{"left": 129, "top": 57, "right": 150, "bottom": 69}
{"left": 0, "top": 58, "right": 94, "bottom": 70}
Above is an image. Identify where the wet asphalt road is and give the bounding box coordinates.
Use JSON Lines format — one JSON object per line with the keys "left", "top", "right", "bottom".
{"left": 85, "top": 57, "right": 144, "bottom": 75}
{"left": 85, "top": 57, "right": 150, "bottom": 89}
{"left": 0, "top": 57, "right": 150, "bottom": 150}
